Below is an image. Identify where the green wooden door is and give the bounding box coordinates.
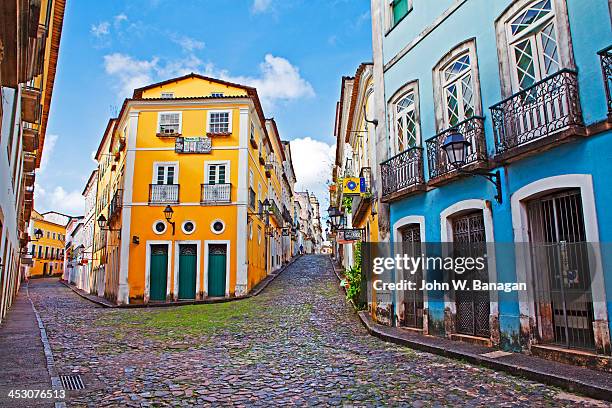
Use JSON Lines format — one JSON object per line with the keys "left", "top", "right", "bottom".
{"left": 208, "top": 244, "right": 227, "bottom": 297}
{"left": 178, "top": 244, "right": 197, "bottom": 300}
{"left": 150, "top": 244, "right": 168, "bottom": 301}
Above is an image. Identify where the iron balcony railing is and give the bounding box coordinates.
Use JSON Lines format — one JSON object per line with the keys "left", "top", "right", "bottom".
{"left": 109, "top": 189, "right": 123, "bottom": 219}
{"left": 381, "top": 147, "right": 424, "bottom": 197}
{"left": 598, "top": 45, "right": 612, "bottom": 118}
{"left": 149, "top": 184, "right": 179, "bottom": 204}
{"left": 201, "top": 183, "right": 231, "bottom": 204}
{"left": 269, "top": 199, "right": 283, "bottom": 224}
{"left": 490, "top": 69, "right": 583, "bottom": 155}
{"left": 426, "top": 116, "right": 487, "bottom": 180}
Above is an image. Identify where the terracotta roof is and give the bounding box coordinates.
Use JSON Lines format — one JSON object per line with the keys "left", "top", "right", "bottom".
{"left": 345, "top": 63, "right": 373, "bottom": 144}
{"left": 94, "top": 118, "right": 116, "bottom": 160}
{"left": 132, "top": 73, "right": 256, "bottom": 98}
{"left": 37, "top": 0, "right": 67, "bottom": 168}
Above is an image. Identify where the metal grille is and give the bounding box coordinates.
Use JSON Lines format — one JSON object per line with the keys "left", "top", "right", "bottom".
{"left": 453, "top": 211, "right": 490, "bottom": 337}
{"left": 426, "top": 116, "right": 487, "bottom": 180}
{"left": 399, "top": 224, "right": 423, "bottom": 329}
{"left": 380, "top": 147, "right": 424, "bottom": 197}
{"left": 490, "top": 69, "right": 583, "bottom": 155}
{"left": 598, "top": 45, "right": 612, "bottom": 118}
{"left": 60, "top": 375, "right": 84, "bottom": 390}
{"left": 149, "top": 184, "right": 179, "bottom": 204}
{"left": 201, "top": 183, "right": 231, "bottom": 204}
{"left": 527, "top": 189, "right": 595, "bottom": 350}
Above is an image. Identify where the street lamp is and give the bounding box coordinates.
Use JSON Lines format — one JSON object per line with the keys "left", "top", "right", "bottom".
{"left": 163, "top": 205, "right": 176, "bottom": 235}
{"left": 97, "top": 214, "right": 121, "bottom": 232}
{"left": 34, "top": 228, "right": 43, "bottom": 241}
{"left": 441, "top": 130, "right": 503, "bottom": 204}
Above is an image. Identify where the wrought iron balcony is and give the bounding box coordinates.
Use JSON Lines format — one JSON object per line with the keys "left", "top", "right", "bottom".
{"left": 109, "top": 189, "right": 123, "bottom": 219}
{"left": 269, "top": 199, "right": 283, "bottom": 225}
{"left": 426, "top": 116, "right": 487, "bottom": 183}
{"left": 490, "top": 69, "right": 584, "bottom": 160}
{"left": 380, "top": 147, "right": 425, "bottom": 201}
{"left": 201, "top": 183, "right": 231, "bottom": 204}
{"left": 149, "top": 184, "right": 179, "bottom": 204}
{"left": 21, "top": 86, "right": 41, "bottom": 124}
{"left": 598, "top": 45, "right": 612, "bottom": 120}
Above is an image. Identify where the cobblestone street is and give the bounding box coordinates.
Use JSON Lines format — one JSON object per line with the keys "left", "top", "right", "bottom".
{"left": 27, "top": 255, "right": 609, "bottom": 407}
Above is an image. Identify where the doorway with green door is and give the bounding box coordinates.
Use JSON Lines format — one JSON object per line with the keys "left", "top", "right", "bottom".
{"left": 149, "top": 243, "right": 169, "bottom": 302}
{"left": 177, "top": 243, "right": 198, "bottom": 300}
{"left": 207, "top": 243, "right": 227, "bottom": 298}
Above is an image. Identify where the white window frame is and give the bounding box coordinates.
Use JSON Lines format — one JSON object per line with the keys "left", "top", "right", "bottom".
{"left": 432, "top": 39, "right": 482, "bottom": 132}
{"left": 152, "top": 162, "right": 179, "bottom": 185}
{"left": 385, "top": 0, "right": 414, "bottom": 33}
{"left": 210, "top": 92, "right": 224, "bottom": 97}
{"left": 160, "top": 92, "right": 174, "bottom": 99}
{"left": 204, "top": 160, "right": 230, "bottom": 185}
{"left": 495, "top": 0, "right": 574, "bottom": 98}
{"left": 388, "top": 80, "right": 420, "bottom": 155}
{"left": 207, "top": 110, "right": 233, "bottom": 134}
{"left": 156, "top": 111, "right": 182, "bottom": 135}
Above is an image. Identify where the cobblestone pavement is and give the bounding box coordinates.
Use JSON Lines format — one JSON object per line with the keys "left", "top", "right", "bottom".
{"left": 28, "top": 255, "right": 610, "bottom": 407}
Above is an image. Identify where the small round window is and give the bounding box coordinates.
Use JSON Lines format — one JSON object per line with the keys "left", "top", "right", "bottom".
{"left": 211, "top": 219, "right": 225, "bottom": 234}
{"left": 182, "top": 220, "right": 196, "bottom": 235}
{"left": 152, "top": 220, "right": 167, "bottom": 234}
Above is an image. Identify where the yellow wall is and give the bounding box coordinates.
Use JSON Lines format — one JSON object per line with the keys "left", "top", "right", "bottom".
{"left": 29, "top": 218, "right": 66, "bottom": 277}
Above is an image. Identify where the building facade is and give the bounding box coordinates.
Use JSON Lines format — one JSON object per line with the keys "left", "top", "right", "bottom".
{"left": 368, "top": 0, "right": 612, "bottom": 360}
{"left": 27, "top": 210, "right": 68, "bottom": 278}
{"left": 0, "top": 0, "right": 66, "bottom": 322}
{"left": 89, "top": 73, "right": 299, "bottom": 305}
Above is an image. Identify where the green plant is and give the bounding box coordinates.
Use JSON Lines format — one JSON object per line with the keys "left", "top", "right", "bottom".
{"left": 345, "top": 242, "right": 364, "bottom": 307}
{"left": 342, "top": 196, "right": 353, "bottom": 213}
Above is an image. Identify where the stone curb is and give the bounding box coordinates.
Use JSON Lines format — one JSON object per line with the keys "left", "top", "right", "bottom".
{"left": 326, "top": 255, "right": 612, "bottom": 402}
{"left": 61, "top": 254, "right": 302, "bottom": 309}
{"left": 25, "top": 283, "right": 67, "bottom": 408}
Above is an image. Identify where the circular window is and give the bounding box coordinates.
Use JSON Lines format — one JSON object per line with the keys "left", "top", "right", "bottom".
{"left": 152, "top": 220, "right": 167, "bottom": 235}
{"left": 211, "top": 219, "right": 225, "bottom": 234}
{"left": 182, "top": 220, "right": 196, "bottom": 234}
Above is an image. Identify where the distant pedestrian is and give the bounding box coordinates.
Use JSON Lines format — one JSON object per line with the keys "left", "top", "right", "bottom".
{"left": 299, "top": 244, "right": 304, "bottom": 255}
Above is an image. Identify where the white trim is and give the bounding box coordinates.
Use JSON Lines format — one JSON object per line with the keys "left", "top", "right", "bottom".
{"left": 439, "top": 199, "right": 498, "bottom": 331}
{"left": 117, "top": 111, "right": 139, "bottom": 304}
{"left": 207, "top": 109, "right": 233, "bottom": 134}
{"left": 152, "top": 161, "right": 179, "bottom": 185}
{"left": 510, "top": 174, "right": 609, "bottom": 347}
{"left": 131, "top": 146, "right": 240, "bottom": 151}
{"left": 203, "top": 240, "right": 231, "bottom": 297}
{"left": 388, "top": 80, "right": 421, "bottom": 154}
{"left": 393, "top": 215, "right": 426, "bottom": 243}
{"left": 181, "top": 220, "right": 196, "bottom": 235}
{"left": 235, "top": 108, "right": 249, "bottom": 295}
{"left": 204, "top": 160, "right": 231, "bottom": 184}
{"left": 156, "top": 111, "right": 183, "bottom": 134}
{"left": 144, "top": 240, "right": 172, "bottom": 303}
{"left": 210, "top": 219, "right": 226, "bottom": 235}
{"left": 152, "top": 220, "right": 167, "bottom": 235}
{"left": 173, "top": 240, "right": 202, "bottom": 301}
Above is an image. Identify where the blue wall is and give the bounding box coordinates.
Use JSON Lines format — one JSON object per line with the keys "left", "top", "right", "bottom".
{"left": 379, "top": 0, "right": 612, "bottom": 349}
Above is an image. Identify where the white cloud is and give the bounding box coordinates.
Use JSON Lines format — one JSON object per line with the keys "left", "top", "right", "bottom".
{"left": 216, "top": 54, "right": 315, "bottom": 110}
{"left": 252, "top": 0, "right": 273, "bottom": 14}
{"left": 114, "top": 13, "right": 128, "bottom": 27}
{"left": 290, "top": 137, "right": 335, "bottom": 211}
{"left": 103, "top": 52, "right": 314, "bottom": 109}
{"left": 171, "top": 35, "right": 205, "bottom": 52}
{"left": 91, "top": 21, "right": 110, "bottom": 37}
{"left": 39, "top": 134, "right": 58, "bottom": 173}
{"left": 34, "top": 184, "right": 85, "bottom": 215}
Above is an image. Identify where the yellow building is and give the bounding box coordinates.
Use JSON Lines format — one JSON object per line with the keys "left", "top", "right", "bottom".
{"left": 26, "top": 210, "right": 67, "bottom": 278}
{"left": 332, "top": 63, "right": 379, "bottom": 269}
{"left": 92, "top": 74, "right": 296, "bottom": 305}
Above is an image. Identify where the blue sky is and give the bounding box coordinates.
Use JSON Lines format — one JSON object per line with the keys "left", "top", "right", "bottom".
{"left": 36, "top": 0, "right": 373, "bottom": 215}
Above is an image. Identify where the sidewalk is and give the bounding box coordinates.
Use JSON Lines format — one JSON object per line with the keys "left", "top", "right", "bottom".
{"left": 0, "top": 283, "right": 65, "bottom": 407}
{"left": 62, "top": 254, "right": 302, "bottom": 308}
{"left": 327, "top": 256, "right": 612, "bottom": 402}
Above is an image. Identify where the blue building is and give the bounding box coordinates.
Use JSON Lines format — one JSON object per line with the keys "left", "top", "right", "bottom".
{"left": 369, "top": 0, "right": 612, "bottom": 362}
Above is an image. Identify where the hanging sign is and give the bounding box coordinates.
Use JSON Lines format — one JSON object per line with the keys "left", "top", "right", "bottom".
{"left": 343, "top": 177, "right": 361, "bottom": 195}
{"left": 336, "top": 229, "right": 363, "bottom": 244}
